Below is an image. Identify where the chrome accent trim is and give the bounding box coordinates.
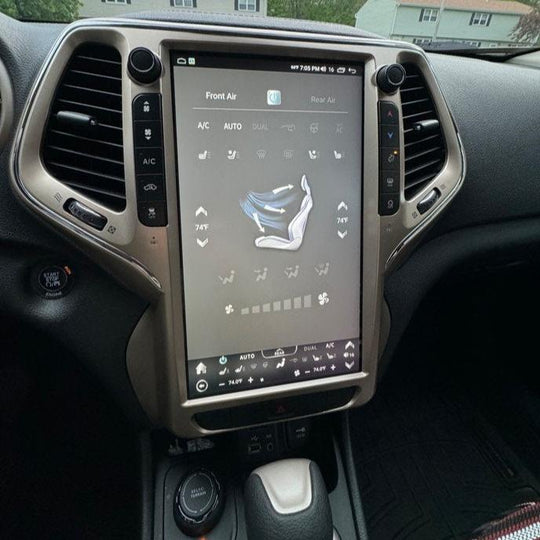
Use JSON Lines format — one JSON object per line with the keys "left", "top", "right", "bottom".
{"left": 9, "top": 24, "right": 163, "bottom": 294}
{"left": 386, "top": 131, "right": 466, "bottom": 270}
{"left": 384, "top": 50, "right": 467, "bottom": 269}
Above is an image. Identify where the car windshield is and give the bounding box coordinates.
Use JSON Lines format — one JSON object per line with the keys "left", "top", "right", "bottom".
{"left": 0, "top": 0, "right": 538, "bottom": 51}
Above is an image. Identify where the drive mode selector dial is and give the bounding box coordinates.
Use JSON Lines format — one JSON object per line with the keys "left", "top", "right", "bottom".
{"left": 174, "top": 468, "right": 225, "bottom": 536}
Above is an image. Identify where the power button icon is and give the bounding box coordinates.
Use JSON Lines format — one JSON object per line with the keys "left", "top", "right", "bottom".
{"left": 196, "top": 380, "right": 209, "bottom": 393}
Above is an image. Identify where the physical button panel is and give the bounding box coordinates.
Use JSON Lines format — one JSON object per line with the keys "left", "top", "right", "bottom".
{"left": 378, "top": 101, "right": 401, "bottom": 216}
{"left": 132, "top": 94, "right": 168, "bottom": 227}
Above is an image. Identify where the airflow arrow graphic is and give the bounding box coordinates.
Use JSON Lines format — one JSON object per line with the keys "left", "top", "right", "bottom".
{"left": 272, "top": 184, "right": 294, "bottom": 194}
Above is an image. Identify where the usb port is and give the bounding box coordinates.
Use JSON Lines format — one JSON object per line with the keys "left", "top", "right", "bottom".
{"left": 248, "top": 443, "right": 261, "bottom": 455}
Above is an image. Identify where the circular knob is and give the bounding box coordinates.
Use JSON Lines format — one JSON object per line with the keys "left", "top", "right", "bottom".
{"left": 173, "top": 469, "right": 224, "bottom": 537}
{"left": 377, "top": 63, "right": 406, "bottom": 94}
{"left": 128, "top": 47, "right": 162, "bottom": 85}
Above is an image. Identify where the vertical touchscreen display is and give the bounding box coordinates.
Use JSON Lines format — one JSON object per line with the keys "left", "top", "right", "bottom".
{"left": 172, "top": 53, "right": 363, "bottom": 398}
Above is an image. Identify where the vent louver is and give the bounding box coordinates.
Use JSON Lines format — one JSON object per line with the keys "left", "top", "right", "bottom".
{"left": 400, "top": 63, "right": 446, "bottom": 200}
{"left": 42, "top": 43, "right": 125, "bottom": 211}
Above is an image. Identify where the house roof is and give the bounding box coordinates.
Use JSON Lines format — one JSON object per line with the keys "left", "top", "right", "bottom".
{"left": 398, "top": 0, "right": 532, "bottom": 15}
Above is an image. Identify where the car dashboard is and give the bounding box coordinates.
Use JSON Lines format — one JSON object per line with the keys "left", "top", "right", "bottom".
{"left": 7, "top": 18, "right": 464, "bottom": 437}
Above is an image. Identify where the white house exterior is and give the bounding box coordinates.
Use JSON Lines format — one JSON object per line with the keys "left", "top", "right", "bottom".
{"left": 355, "top": 0, "right": 533, "bottom": 48}
{"left": 80, "top": 0, "right": 267, "bottom": 18}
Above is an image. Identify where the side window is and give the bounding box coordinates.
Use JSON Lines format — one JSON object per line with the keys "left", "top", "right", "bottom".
{"left": 470, "top": 12, "right": 491, "bottom": 26}
{"left": 236, "top": 0, "right": 259, "bottom": 12}
{"left": 172, "top": 0, "right": 196, "bottom": 6}
{"left": 419, "top": 8, "right": 438, "bottom": 22}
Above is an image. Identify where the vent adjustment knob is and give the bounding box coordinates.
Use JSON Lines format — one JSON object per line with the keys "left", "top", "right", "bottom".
{"left": 128, "top": 48, "right": 162, "bottom": 85}
{"left": 377, "top": 64, "right": 406, "bottom": 94}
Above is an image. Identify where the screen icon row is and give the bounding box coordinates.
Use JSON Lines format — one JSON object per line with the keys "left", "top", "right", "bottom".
{"left": 214, "top": 263, "right": 331, "bottom": 286}
{"left": 197, "top": 149, "right": 344, "bottom": 161}
{"left": 197, "top": 121, "right": 345, "bottom": 134}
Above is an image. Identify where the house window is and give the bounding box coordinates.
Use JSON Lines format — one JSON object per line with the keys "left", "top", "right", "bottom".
{"left": 419, "top": 8, "right": 438, "bottom": 22}
{"left": 413, "top": 38, "right": 432, "bottom": 45}
{"left": 173, "top": 0, "right": 196, "bottom": 6}
{"left": 470, "top": 12, "right": 491, "bottom": 26}
{"left": 236, "top": 0, "right": 259, "bottom": 12}
{"left": 103, "top": 0, "right": 129, "bottom": 4}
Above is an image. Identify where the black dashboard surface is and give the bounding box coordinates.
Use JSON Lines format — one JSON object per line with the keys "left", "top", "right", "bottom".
{"left": 0, "top": 12, "right": 539, "bottom": 419}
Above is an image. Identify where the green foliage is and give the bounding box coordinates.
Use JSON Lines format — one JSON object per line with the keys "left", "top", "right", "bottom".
{"left": 268, "top": 0, "right": 366, "bottom": 26}
{"left": 510, "top": 0, "right": 540, "bottom": 44}
{"left": 0, "top": 0, "right": 81, "bottom": 22}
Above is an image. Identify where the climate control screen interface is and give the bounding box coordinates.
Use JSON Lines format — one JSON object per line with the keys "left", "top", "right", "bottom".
{"left": 172, "top": 53, "right": 363, "bottom": 398}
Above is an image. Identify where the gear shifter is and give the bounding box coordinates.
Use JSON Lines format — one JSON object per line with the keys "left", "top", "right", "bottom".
{"left": 244, "top": 459, "right": 334, "bottom": 540}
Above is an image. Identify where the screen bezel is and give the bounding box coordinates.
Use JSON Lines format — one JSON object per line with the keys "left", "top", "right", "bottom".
{"left": 170, "top": 51, "right": 365, "bottom": 399}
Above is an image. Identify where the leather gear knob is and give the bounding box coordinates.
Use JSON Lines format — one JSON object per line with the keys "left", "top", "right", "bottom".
{"left": 244, "top": 459, "right": 333, "bottom": 540}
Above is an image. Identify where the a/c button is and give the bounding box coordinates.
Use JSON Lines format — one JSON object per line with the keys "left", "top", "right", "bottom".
{"left": 135, "top": 148, "right": 163, "bottom": 174}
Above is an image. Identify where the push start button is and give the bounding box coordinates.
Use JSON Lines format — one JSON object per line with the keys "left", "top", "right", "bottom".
{"left": 36, "top": 265, "right": 73, "bottom": 299}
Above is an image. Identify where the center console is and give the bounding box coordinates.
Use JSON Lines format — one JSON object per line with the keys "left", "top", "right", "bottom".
{"left": 10, "top": 17, "right": 465, "bottom": 437}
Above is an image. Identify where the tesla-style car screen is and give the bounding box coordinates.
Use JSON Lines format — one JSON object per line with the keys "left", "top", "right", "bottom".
{"left": 172, "top": 53, "right": 363, "bottom": 398}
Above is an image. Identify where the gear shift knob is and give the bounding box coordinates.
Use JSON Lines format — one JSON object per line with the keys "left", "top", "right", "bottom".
{"left": 244, "top": 459, "right": 334, "bottom": 540}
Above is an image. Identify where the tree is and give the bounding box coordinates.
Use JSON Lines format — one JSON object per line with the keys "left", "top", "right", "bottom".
{"left": 0, "top": 0, "right": 81, "bottom": 23}
{"left": 512, "top": 0, "right": 540, "bottom": 45}
{"left": 268, "top": 0, "right": 366, "bottom": 27}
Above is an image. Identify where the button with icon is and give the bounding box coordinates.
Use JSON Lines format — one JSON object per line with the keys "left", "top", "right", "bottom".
{"left": 136, "top": 174, "right": 166, "bottom": 201}
{"left": 378, "top": 101, "right": 399, "bottom": 125}
{"left": 134, "top": 120, "right": 163, "bottom": 147}
{"left": 133, "top": 94, "right": 161, "bottom": 121}
{"left": 380, "top": 124, "right": 399, "bottom": 147}
{"left": 267, "top": 89, "right": 282, "bottom": 106}
{"left": 379, "top": 194, "right": 399, "bottom": 216}
{"left": 195, "top": 379, "right": 209, "bottom": 393}
{"left": 379, "top": 148, "right": 400, "bottom": 172}
{"left": 380, "top": 172, "right": 399, "bottom": 194}
{"left": 138, "top": 201, "right": 167, "bottom": 226}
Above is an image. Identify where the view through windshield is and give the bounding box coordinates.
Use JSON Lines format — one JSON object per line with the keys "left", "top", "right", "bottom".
{"left": 0, "top": 0, "right": 538, "bottom": 50}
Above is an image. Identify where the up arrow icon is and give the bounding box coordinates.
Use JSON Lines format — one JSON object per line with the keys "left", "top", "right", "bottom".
{"left": 195, "top": 206, "right": 208, "bottom": 217}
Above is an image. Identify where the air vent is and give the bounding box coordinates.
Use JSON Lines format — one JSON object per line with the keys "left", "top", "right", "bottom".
{"left": 400, "top": 63, "right": 446, "bottom": 200}
{"left": 42, "top": 43, "right": 125, "bottom": 211}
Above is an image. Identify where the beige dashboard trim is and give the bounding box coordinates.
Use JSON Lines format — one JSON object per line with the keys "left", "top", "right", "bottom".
{"left": 9, "top": 19, "right": 465, "bottom": 437}
{"left": 0, "top": 58, "right": 14, "bottom": 153}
